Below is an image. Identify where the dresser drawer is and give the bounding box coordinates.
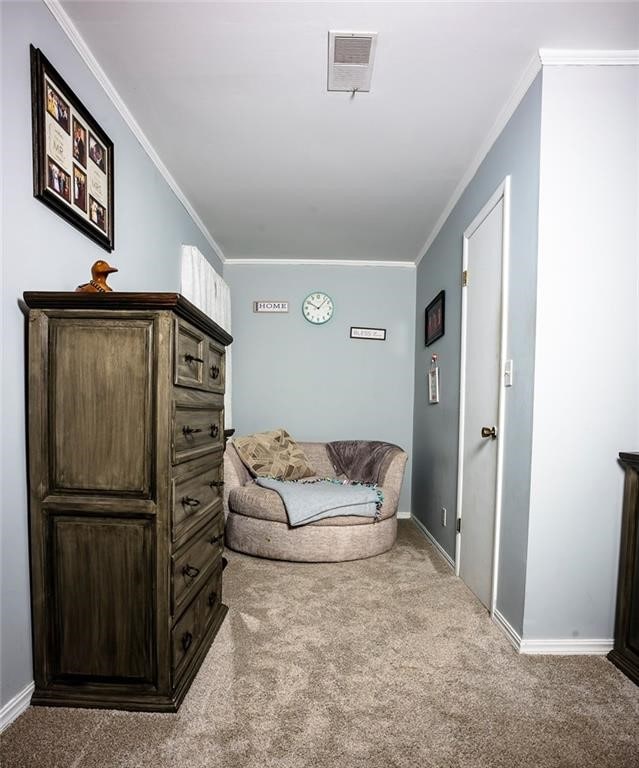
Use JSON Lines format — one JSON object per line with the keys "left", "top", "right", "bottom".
{"left": 171, "top": 557, "right": 224, "bottom": 675}
{"left": 172, "top": 514, "right": 224, "bottom": 612}
{"left": 206, "top": 338, "right": 225, "bottom": 394}
{"left": 171, "top": 588, "right": 200, "bottom": 674}
{"left": 200, "top": 562, "right": 223, "bottom": 633}
{"left": 172, "top": 391, "right": 224, "bottom": 465}
{"left": 174, "top": 318, "right": 226, "bottom": 394}
{"left": 172, "top": 454, "right": 224, "bottom": 544}
{"left": 174, "top": 318, "right": 207, "bottom": 390}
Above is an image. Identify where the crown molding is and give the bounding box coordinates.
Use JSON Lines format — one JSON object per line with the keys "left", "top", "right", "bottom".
{"left": 415, "top": 52, "right": 542, "bottom": 265}
{"left": 224, "top": 258, "right": 416, "bottom": 269}
{"left": 539, "top": 49, "right": 639, "bottom": 66}
{"left": 42, "top": 0, "right": 226, "bottom": 263}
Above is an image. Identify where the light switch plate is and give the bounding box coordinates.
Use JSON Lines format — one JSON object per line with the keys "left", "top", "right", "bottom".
{"left": 504, "top": 359, "right": 513, "bottom": 387}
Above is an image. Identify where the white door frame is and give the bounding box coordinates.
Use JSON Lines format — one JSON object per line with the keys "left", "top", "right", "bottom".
{"left": 454, "top": 176, "right": 511, "bottom": 617}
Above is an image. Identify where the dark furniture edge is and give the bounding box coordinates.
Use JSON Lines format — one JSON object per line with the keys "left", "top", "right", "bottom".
{"left": 608, "top": 649, "right": 639, "bottom": 686}
{"left": 608, "top": 452, "right": 639, "bottom": 687}
{"left": 619, "top": 452, "right": 639, "bottom": 469}
{"left": 23, "top": 292, "right": 233, "bottom": 346}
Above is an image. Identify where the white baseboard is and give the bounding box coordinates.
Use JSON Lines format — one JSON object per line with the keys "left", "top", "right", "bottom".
{"left": 0, "top": 681, "right": 33, "bottom": 733}
{"left": 397, "top": 509, "right": 411, "bottom": 520}
{"left": 492, "top": 611, "right": 613, "bottom": 656}
{"left": 410, "top": 514, "right": 455, "bottom": 570}
{"left": 519, "top": 638, "right": 613, "bottom": 655}
{"left": 493, "top": 609, "right": 522, "bottom": 651}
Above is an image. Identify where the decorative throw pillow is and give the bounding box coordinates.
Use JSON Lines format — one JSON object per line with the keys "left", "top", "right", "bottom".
{"left": 232, "top": 429, "right": 315, "bottom": 481}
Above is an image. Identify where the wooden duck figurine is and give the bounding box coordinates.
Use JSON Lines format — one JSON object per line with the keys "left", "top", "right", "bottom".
{"left": 76, "top": 260, "right": 118, "bottom": 293}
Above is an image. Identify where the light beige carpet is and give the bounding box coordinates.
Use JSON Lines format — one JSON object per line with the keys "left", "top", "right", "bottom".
{"left": 2, "top": 521, "right": 638, "bottom": 768}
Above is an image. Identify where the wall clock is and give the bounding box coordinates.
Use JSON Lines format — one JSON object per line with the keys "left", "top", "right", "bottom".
{"left": 302, "top": 291, "right": 334, "bottom": 325}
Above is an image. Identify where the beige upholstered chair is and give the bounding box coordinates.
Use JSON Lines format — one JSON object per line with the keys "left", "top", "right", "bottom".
{"left": 223, "top": 441, "right": 407, "bottom": 562}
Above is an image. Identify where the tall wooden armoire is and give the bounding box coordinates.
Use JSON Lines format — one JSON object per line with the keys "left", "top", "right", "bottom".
{"left": 23, "top": 292, "right": 232, "bottom": 711}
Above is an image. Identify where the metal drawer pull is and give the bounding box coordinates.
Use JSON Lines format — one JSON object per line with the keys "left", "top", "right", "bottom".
{"left": 210, "top": 365, "right": 220, "bottom": 380}
{"left": 182, "top": 564, "right": 200, "bottom": 578}
{"left": 208, "top": 590, "right": 217, "bottom": 607}
{"left": 210, "top": 423, "right": 219, "bottom": 438}
{"left": 209, "top": 533, "right": 223, "bottom": 546}
{"left": 181, "top": 496, "right": 201, "bottom": 508}
{"left": 208, "top": 479, "right": 224, "bottom": 489}
{"left": 184, "top": 354, "right": 204, "bottom": 364}
{"left": 182, "top": 425, "right": 202, "bottom": 437}
{"left": 181, "top": 631, "right": 193, "bottom": 652}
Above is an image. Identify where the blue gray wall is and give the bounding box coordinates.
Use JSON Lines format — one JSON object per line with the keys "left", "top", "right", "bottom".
{"left": 224, "top": 263, "right": 416, "bottom": 513}
{"left": 1, "top": 0, "right": 222, "bottom": 709}
{"left": 412, "top": 74, "right": 542, "bottom": 635}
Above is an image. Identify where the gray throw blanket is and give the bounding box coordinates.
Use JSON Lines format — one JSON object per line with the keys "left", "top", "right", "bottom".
{"left": 326, "top": 441, "right": 402, "bottom": 485}
{"left": 255, "top": 477, "right": 382, "bottom": 527}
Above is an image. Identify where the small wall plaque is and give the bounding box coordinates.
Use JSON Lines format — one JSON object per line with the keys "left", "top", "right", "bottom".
{"left": 253, "top": 301, "right": 289, "bottom": 313}
{"left": 428, "top": 354, "right": 440, "bottom": 404}
{"left": 350, "top": 327, "right": 386, "bottom": 341}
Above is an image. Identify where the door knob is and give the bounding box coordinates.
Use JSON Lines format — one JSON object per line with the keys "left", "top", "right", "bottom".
{"left": 481, "top": 426, "right": 497, "bottom": 439}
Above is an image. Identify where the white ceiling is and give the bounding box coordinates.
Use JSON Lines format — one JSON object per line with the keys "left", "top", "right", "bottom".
{"left": 60, "top": 1, "right": 639, "bottom": 263}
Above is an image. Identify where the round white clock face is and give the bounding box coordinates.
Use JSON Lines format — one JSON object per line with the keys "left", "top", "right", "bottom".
{"left": 302, "top": 292, "right": 334, "bottom": 325}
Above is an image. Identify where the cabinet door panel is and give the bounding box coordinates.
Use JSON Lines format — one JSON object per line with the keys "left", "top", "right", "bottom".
{"left": 50, "top": 515, "right": 155, "bottom": 683}
{"left": 50, "top": 319, "right": 154, "bottom": 495}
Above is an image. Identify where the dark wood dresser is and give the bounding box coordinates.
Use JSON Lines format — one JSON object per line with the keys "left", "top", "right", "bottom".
{"left": 24, "top": 292, "right": 232, "bottom": 711}
{"left": 608, "top": 452, "right": 639, "bottom": 686}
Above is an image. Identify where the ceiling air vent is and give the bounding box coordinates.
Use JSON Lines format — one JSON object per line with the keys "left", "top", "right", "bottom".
{"left": 328, "top": 31, "right": 378, "bottom": 93}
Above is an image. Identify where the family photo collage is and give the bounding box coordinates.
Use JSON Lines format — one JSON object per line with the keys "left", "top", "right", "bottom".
{"left": 45, "top": 77, "right": 109, "bottom": 235}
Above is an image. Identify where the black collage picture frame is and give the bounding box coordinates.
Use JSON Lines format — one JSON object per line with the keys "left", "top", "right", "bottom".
{"left": 31, "top": 45, "right": 114, "bottom": 251}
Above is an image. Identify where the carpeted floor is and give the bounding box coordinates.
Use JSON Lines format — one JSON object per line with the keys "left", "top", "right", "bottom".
{"left": 2, "top": 520, "right": 638, "bottom": 768}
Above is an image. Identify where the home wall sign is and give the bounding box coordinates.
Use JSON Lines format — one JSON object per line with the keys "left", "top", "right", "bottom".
{"left": 30, "top": 45, "right": 114, "bottom": 251}
{"left": 350, "top": 327, "right": 386, "bottom": 341}
{"left": 253, "top": 301, "right": 289, "bottom": 313}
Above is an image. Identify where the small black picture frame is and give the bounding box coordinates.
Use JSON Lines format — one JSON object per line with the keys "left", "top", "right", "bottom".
{"left": 31, "top": 45, "right": 114, "bottom": 251}
{"left": 425, "top": 290, "right": 445, "bottom": 346}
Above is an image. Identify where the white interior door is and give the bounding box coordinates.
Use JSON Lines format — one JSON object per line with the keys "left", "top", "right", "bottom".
{"left": 457, "top": 180, "right": 509, "bottom": 611}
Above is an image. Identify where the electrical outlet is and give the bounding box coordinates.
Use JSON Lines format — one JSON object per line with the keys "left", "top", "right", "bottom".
{"left": 441, "top": 507, "right": 447, "bottom": 527}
